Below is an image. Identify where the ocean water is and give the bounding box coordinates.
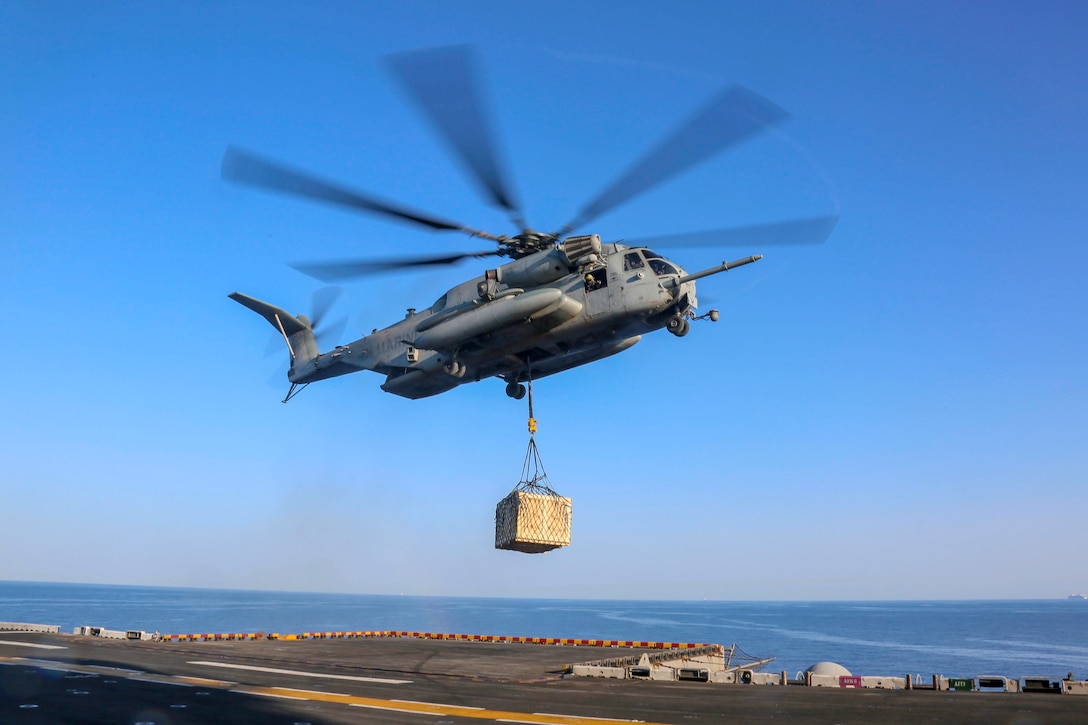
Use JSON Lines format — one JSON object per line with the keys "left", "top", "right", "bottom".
{"left": 2, "top": 581, "right": 1086, "bottom": 680}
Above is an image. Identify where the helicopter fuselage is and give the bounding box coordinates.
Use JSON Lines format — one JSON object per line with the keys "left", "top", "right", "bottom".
{"left": 276, "top": 235, "right": 713, "bottom": 399}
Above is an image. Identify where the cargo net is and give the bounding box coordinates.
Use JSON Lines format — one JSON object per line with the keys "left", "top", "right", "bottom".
{"left": 728, "top": 644, "right": 773, "bottom": 672}
{"left": 495, "top": 436, "right": 572, "bottom": 554}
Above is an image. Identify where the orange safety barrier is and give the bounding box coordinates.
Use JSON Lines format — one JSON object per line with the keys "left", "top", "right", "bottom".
{"left": 160, "top": 629, "right": 712, "bottom": 649}
{"left": 159, "top": 632, "right": 265, "bottom": 642}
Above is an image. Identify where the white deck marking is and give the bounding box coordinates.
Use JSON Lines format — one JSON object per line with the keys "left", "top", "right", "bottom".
{"left": 272, "top": 687, "right": 353, "bottom": 698}
{"left": 174, "top": 676, "right": 236, "bottom": 687}
{"left": 0, "top": 640, "right": 67, "bottom": 650}
{"left": 233, "top": 689, "right": 308, "bottom": 700}
{"left": 129, "top": 677, "right": 194, "bottom": 687}
{"left": 22, "top": 663, "right": 79, "bottom": 673}
{"left": 90, "top": 665, "right": 146, "bottom": 675}
{"left": 189, "top": 660, "right": 411, "bottom": 684}
{"left": 1, "top": 657, "right": 144, "bottom": 676}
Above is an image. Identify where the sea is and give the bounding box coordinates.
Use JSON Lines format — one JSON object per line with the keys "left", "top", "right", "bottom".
{"left": 2, "top": 581, "right": 1086, "bottom": 681}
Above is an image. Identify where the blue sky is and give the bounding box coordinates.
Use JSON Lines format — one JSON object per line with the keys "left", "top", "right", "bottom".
{"left": 3, "top": 1, "right": 1085, "bottom": 600}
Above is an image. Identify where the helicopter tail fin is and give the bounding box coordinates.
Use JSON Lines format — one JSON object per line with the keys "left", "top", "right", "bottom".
{"left": 228, "top": 292, "right": 318, "bottom": 368}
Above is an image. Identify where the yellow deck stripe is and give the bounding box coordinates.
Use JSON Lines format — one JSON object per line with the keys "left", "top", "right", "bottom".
{"left": 241, "top": 685, "right": 650, "bottom": 724}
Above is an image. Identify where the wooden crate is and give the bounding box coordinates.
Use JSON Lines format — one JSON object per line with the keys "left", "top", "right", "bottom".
{"left": 495, "top": 490, "right": 572, "bottom": 553}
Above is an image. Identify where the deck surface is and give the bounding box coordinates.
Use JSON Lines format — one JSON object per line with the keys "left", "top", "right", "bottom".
{"left": 1, "top": 632, "right": 1084, "bottom": 724}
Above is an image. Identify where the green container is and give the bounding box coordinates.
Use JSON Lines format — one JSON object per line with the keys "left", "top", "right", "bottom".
{"left": 948, "top": 678, "right": 973, "bottom": 691}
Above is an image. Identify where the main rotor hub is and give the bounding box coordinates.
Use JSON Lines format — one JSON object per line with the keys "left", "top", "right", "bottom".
{"left": 503, "top": 230, "right": 559, "bottom": 259}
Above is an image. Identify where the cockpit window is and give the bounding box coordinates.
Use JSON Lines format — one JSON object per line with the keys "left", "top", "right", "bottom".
{"left": 431, "top": 294, "right": 448, "bottom": 313}
{"left": 647, "top": 258, "right": 678, "bottom": 276}
{"left": 643, "top": 250, "right": 663, "bottom": 261}
{"left": 623, "top": 252, "right": 644, "bottom": 271}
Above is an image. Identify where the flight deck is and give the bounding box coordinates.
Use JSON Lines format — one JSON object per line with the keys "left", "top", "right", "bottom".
{"left": 2, "top": 628, "right": 1086, "bottom": 724}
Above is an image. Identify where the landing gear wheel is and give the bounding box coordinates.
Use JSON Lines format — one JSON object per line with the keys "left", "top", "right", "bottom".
{"left": 443, "top": 360, "right": 466, "bottom": 378}
{"left": 667, "top": 315, "right": 690, "bottom": 337}
{"left": 506, "top": 381, "right": 527, "bottom": 400}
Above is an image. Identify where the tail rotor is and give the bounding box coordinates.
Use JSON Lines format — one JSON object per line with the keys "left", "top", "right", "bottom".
{"left": 307, "top": 286, "right": 348, "bottom": 349}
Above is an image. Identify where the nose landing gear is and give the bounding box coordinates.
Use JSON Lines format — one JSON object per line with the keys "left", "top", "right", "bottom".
{"left": 666, "top": 314, "right": 691, "bottom": 337}
{"left": 506, "top": 380, "right": 527, "bottom": 399}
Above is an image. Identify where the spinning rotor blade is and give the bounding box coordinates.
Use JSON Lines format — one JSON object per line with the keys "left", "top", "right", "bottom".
{"left": 314, "top": 315, "right": 348, "bottom": 349}
{"left": 308, "top": 286, "right": 342, "bottom": 329}
{"left": 222, "top": 146, "right": 475, "bottom": 233}
{"left": 561, "top": 86, "right": 790, "bottom": 234}
{"left": 306, "top": 287, "right": 349, "bottom": 349}
{"left": 626, "top": 214, "right": 839, "bottom": 249}
{"left": 385, "top": 46, "right": 524, "bottom": 229}
{"left": 291, "top": 249, "right": 502, "bottom": 282}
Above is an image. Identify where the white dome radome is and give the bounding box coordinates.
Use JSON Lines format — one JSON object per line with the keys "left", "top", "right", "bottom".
{"left": 806, "top": 662, "right": 852, "bottom": 677}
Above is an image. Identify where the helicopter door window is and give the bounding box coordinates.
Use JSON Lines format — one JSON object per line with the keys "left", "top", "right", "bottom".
{"left": 623, "top": 252, "right": 644, "bottom": 271}
{"left": 584, "top": 268, "right": 607, "bottom": 291}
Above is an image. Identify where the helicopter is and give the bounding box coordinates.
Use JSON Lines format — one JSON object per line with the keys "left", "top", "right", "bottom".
{"left": 225, "top": 46, "right": 837, "bottom": 402}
